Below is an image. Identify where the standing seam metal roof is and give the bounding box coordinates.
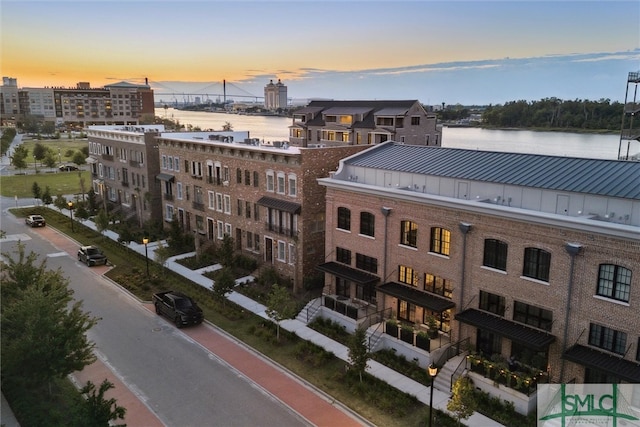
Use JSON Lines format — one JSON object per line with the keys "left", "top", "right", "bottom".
{"left": 343, "top": 143, "right": 640, "bottom": 199}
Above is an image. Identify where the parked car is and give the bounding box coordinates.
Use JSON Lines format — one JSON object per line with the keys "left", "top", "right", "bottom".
{"left": 77, "top": 245, "right": 108, "bottom": 266}
{"left": 153, "top": 291, "right": 204, "bottom": 328}
{"left": 59, "top": 164, "right": 79, "bottom": 171}
{"left": 25, "top": 214, "right": 46, "bottom": 227}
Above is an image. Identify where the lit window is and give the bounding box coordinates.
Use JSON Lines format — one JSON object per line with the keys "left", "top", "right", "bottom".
{"left": 430, "top": 227, "right": 450, "bottom": 256}
{"left": 400, "top": 220, "right": 417, "bottom": 247}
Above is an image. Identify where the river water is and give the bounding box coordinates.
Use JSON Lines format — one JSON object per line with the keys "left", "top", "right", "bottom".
{"left": 156, "top": 108, "right": 628, "bottom": 160}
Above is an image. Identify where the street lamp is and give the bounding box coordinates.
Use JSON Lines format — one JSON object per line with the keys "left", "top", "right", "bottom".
{"left": 428, "top": 364, "right": 438, "bottom": 427}
{"left": 67, "top": 201, "right": 74, "bottom": 232}
{"left": 142, "top": 237, "right": 149, "bottom": 277}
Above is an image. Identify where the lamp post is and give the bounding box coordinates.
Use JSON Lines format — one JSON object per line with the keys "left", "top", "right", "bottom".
{"left": 33, "top": 155, "right": 37, "bottom": 173}
{"left": 142, "top": 237, "right": 149, "bottom": 277}
{"left": 67, "top": 201, "right": 74, "bottom": 232}
{"left": 428, "top": 364, "right": 438, "bottom": 427}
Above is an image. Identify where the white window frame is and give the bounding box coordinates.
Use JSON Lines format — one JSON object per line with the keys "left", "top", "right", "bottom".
{"left": 208, "top": 191, "right": 215, "bottom": 209}
{"left": 216, "top": 220, "right": 224, "bottom": 239}
{"left": 174, "top": 156, "right": 180, "bottom": 172}
{"left": 224, "top": 223, "right": 232, "bottom": 236}
{"left": 266, "top": 170, "right": 274, "bottom": 192}
{"left": 162, "top": 155, "right": 167, "bottom": 169}
{"left": 288, "top": 173, "right": 297, "bottom": 197}
{"left": 288, "top": 243, "right": 296, "bottom": 265}
{"left": 223, "top": 195, "right": 231, "bottom": 214}
{"left": 166, "top": 205, "right": 174, "bottom": 221}
{"left": 277, "top": 172, "right": 285, "bottom": 194}
{"left": 277, "top": 240, "right": 286, "bottom": 262}
{"left": 176, "top": 182, "right": 183, "bottom": 200}
{"left": 216, "top": 193, "right": 223, "bottom": 212}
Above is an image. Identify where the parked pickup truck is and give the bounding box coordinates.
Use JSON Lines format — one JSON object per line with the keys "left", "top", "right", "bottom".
{"left": 152, "top": 291, "right": 204, "bottom": 328}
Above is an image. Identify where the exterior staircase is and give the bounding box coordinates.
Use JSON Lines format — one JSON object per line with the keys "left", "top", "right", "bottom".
{"left": 365, "top": 322, "right": 385, "bottom": 352}
{"left": 433, "top": 353, "right": 467, "bottom": 393}
{"left": 295, "top": 297, "right": 322, "bottom": 324}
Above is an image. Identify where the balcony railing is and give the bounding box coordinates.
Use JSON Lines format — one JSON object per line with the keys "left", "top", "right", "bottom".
{"left": 164, "top": 193, "right": 174, "bottom": 201}
{"left": 265, "top": 222, "right": 298, "bottom": 237}
{"left": 129, "top": 160, "right": 141, "bottom": 168}
{"left": 192, "top": 201, "right": 205, "bottom": 211}
{"left": 121, "top": 181, "right": 129, "bottom": 187}
{"left": 102, "top": 154, "right": 114, "bottom": 161}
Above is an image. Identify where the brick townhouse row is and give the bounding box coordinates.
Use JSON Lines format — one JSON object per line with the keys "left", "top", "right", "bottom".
{"left": 318, "top": 142, "right": 640, "bottom": 385}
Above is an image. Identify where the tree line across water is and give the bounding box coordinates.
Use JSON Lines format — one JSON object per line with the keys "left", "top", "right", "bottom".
{"left": 438, "top": 97, "right": 629, "bottom": 132}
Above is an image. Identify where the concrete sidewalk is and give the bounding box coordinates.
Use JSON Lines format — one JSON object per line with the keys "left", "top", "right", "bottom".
{"left": 71, "top": 214, "right": 502, "bottom": 427}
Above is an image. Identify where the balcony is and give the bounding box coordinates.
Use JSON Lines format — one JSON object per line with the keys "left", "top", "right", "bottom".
{"left": 621, "top": 128, "right": 640, "bottom": 140}
{"left": 164, "top": 193, "right": 174, "bottom": 201}
{"left": 121, "top": 181, "right": 129, "bottom": 187}
{"left": 192, "top": 201, "right": 205, "bottom": 211}
{"left": 129, "top": 160, "right": 141, "bottom": 168}
{"left": 102, "top": 154, "right": 114, "bottom": 161}
{"left": 265, "top": 222, "right": 298, "bottom": 237}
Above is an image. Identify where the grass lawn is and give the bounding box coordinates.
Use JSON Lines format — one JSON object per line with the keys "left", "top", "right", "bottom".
{"left": 20, "top": 136, "right": 88, "bottom": 164}
{"left": 0, "top": 171, "right": 91, "bottom": 198}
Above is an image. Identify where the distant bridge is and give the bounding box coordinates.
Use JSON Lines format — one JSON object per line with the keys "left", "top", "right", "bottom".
{"left": 149, "top": 80, "right": 264, "bottom": 104}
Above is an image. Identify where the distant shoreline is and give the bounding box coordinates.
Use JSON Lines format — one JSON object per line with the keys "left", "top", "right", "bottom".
{"left": 444, "top": 123, "right": 619, "bottom": 135}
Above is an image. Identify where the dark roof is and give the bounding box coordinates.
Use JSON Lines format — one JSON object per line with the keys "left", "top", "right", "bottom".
{"left": 455, "top": 309, "right": 555, "bottom": 351}
{"left": 301, "top": 100, "right": 420, "bottom": 129}
{"left": 563, "top": 345, "right": 640, "bottom": 383}
{"left": 344, "top": 143, "right": 640, "bottom": 200}
{"left": 257, "top": 196, "right": 301, "bottom": 214}
{"left": 316, "top": 262, "right": 379, "bottom": 285}
{"left": 378, "top": 282, "right": 456, "bottom": 312}
{"left": 306, "top": 100, "right": 419, "bottom": 109}
{"left": 156, "top": 173, "right": 175, "bottom": 182}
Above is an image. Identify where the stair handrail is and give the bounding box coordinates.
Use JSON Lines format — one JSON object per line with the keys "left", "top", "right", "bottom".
{"left": 305, "top": 297, "right": 323, "bottom": 323}
{"left": 366, "top": 307, "right": 391, "bottom": 350}
{"left": 447, "top": 337, "right": 471, "bottom": 392}
{"left": 434, "top": 336, "right": 469, "bottom": 367}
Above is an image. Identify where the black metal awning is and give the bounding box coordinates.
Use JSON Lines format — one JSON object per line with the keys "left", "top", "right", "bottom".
{"left": 257, "top": 196, "right": 301, "bottom": 214}
{"left": 563, "top": 345, "right": 640, "bottom": 383}
{"left": 156, "top": 173, "right": 175, "bottom": 182}
{"left": 455, "top": 308, "right": 555, "bottom": 352}
{"left": 377, "top": 282, "right": 455, "bottom": 312}
{"left": 316, "top": 262, "right": 379, "bottom": 285}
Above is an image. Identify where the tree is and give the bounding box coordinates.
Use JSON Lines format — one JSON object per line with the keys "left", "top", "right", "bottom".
{"left": 78, "top": 379, "right": 127, "bottom": 427}
{"left": 43, "top": 149, "right": 57, "bottom": 168}
{"left": 32, "top": 181, "right": 42, "bottom": 201}
{"left": 265, "top": 284, "right": 296, "bottom": 341}
{"left": 1, "top": 244, "right": 98, "bottom": 390}
{"left": 348, "top": 326, "right": 370, "bottom": 383}
{"left": 87, "top": 188, "right": 98, "bottom": 214}
{"left": 95, "top": 209, "right": 109, "bottom": 237}
{"left": 222, "top": 121, "right": 233, "bottom": 131}
{"left": 41, "top": 186, "right": 53, "bottom": 205}
{"left": 154, "top": 240, "right": 170, "bottom": 272}
{"left": 75, "top": 203, "right": 89, "bottom": 221}
{"left": 54, "top": 193, "right": 68, "bottom": 211}
{"left": 72, "top": 150, "right": 86, "bottom": 167}
{"left": 11, "top": 144, "right": 29, "bottom": 170}
{"left": 33, "top": 142, "right": 47, "bottom": 161}
{"left": 219, "top": 234, "right": 234, "bottom": 268}
{"left": 212, "top": 267, "right": 235, "bottom": 305}
{"left": 447, "top": 376, "right": 476, "bottom": 425}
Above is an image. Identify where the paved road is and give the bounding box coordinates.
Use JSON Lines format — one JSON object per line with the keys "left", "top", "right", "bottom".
{"left": 0, "top": 214, "right": 311, "bottom": 427}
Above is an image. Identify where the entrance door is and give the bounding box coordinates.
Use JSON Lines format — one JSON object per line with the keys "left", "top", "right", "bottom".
{"left": 265, "top": 237, "right": 273, "bottom": 264}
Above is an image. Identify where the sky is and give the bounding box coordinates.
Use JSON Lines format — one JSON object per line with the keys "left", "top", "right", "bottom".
{"left": 2, "top": 0, "right": 639, "bottom": 106}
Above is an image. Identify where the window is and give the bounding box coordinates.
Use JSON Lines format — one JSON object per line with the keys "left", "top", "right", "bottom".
{"left": 194, "top": 186, "right": 204, "bottom": 205}
{"left": 236, "top": 168, "right": 242, "bottom": 184}
{"left": 398, "top": 300, "right": 416, "bottom": 323}
{"left": 400, "top": 220, "right": 417, "bottom": 247}
{"left": 237, "top": 199, "right": 243, "bottom": 216}
{"left": 244, "top": 170, "right": 251, "bottom": 185}
{"left": 430, "top": 227, "right": 451, "bottom": 256}
{"left": 336, "top": 247, "right": 351, "bottom": 265}
{"left": 596, "top": 264, "right": 631, "bottom": 302}
{"left": 356, "top": 254, "right": 377, "bottom": 274}
{"left": 253, "top": 171, "right": 259, "bottom": 187}
{"left": 589, "top": 323, "right": 627, "bottom": 355}
{"left": 288, "top": 244, "right": 296, "bottom": 265}
{"left": 288, "top": 174, "right": 297, "bottom": 197}
{"left": 523, "top": 248, "right": 551, "bottom": 282}
{"left": 411, "top": 116, "right": 420, "bottom": 125}
{"left": 208, "top": 191, "right": 215, "bottom": 209}
{"left": 165, "top": 205, "right": 174, "bottom": 221}
{"left": 277, "top": 173, "right": 285, "bottom": 194}
{"left": 223, "top": 195, "right": 231, "bottom": 214}
{"left": 479, "top": 290, "right": 505, "bottom": 316}
{"left": 337, "top": 207, "right": 351, "bottom": 231}
{"left": 224, "top": 223, "right": 232, "bottom": 236}
{"left": 360, "top": 212, "right": 375, "bottom": 237}
{"left": 245, "top": 201, "right": 251, "bottom": 218}
{"left": 424, "top": 273, "right": 452, "bottom": 298}
{"left": 176, "top": 182, "right": 183, "bottom": 200}
{"left": 277, "top": 240, "right": 286, "bottom": 262}
{"left": 483, "top": 239, "right": 508, "bottom": 271}
{"left": 161, "top": 155, "right": 167, "bottom": 169}
{"left": 174, "top": 157, "right": 179, "bottom": 171}
{"left": 399, "top": 265, "right": 418, "bottom": 286}
{"left": 216, "top": 193, "right": 223, "bottom": 212}
{"left": 513, "top": 301, "right": 553, "bottom": 331}
{"left": 247, "top": 231, "right": 254, "bottom": 249}
{"left": 266, "top": 171, "right": 274, "bottom": 192}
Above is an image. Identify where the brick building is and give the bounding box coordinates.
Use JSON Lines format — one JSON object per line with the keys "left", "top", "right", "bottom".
{"left": 86, "top": 125, "right": 164, "bottom": 226}
{"left": 155, "top": 133, "right": 367, "bottom": 292}
{"left": 289, "top": 100, "right": 441, "bottom": 147}
{"left": 318, "top": 142, "right": 640, "bottom": 386}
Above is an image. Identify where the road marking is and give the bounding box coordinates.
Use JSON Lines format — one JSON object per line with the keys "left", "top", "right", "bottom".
{"left": 0, "top": 233, "right": 32, "bottom": 242}
{"left": 47, "top": 251, "right": 69, "bottom": 258}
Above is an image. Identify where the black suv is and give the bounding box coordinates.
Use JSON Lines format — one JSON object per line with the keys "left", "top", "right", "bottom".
{"left": 77, "top": 246, "right": 108, "bottom": 266}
